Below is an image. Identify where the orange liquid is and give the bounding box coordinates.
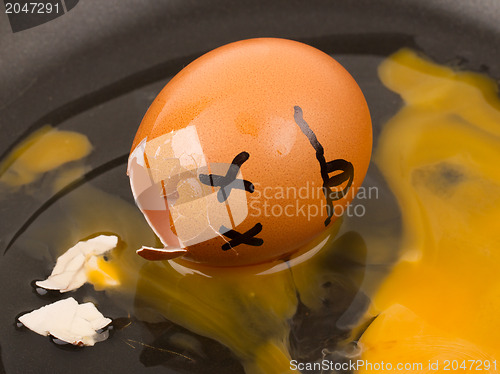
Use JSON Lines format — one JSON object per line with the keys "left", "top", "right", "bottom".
{"left": 359, "top": 49, "right": 500, "bottom": 373}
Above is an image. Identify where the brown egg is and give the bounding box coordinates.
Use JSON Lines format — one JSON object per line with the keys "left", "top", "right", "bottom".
{"left": 128, "top": 38, "right": 372, "bottom": 267}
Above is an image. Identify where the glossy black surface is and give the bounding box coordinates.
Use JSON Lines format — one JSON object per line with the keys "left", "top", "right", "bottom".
{"left": 1, "top": 1, "right": 499, "bottom": 373}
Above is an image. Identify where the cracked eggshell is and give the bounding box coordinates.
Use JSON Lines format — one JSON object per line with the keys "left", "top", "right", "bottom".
{"left": 18, "top": 297, "right": 111, "bottom": 346}
{"left": 128, "top": 38, "right": 372, "bottom": 267}
{"left": 36, "top": 235, "right": 119, "bottom": 292}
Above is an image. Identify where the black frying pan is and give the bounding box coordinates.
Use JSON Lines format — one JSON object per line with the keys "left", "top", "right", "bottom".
{"left": 1, "top": 1, "right": 499, "bottom": 373}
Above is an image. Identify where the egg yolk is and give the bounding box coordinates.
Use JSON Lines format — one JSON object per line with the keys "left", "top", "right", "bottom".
{"left": 0, "top": 125, "right": 91, "bottom": 187}
{"left": 359, "top": 49, "right": 500, "bottom": 372}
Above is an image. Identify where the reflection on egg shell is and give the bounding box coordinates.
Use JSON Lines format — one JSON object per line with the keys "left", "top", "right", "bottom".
{"left": 128, "top": 38, "right": 372, "bottom": 267}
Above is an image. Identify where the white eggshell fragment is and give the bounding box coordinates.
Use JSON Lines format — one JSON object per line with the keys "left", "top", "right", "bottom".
{"left": 18, "top": 297, "right": 112, "bottom": 346}
{"left": 36, "top": 235, "right": 119, "bottom": 292}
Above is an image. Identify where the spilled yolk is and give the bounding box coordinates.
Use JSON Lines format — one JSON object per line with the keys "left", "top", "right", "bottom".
{"left": 359, "top": 49, "right": 500, "bottom": 372}
{"left": 0, "top": 126, "right": 92, "bottom": 187}
{"left": 87, "top": 219, "right": 344, "bottom": 374}
{"left": 86, "top": 256, "right": 121, "bottom": 288}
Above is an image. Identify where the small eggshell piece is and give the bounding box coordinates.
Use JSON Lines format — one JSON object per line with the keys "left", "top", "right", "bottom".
{"left": 18, "top": 297, "right": 112, "bottom": 346}
{"left": 36, "top": 235, "right": 118, "bottom": 292}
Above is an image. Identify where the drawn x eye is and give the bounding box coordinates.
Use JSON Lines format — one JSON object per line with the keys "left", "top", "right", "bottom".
{"left": 219, "top": 224, "right": 263, "bottom": 251}
{"left": 199, "top": 151, "right": 255, "bottom": 202}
